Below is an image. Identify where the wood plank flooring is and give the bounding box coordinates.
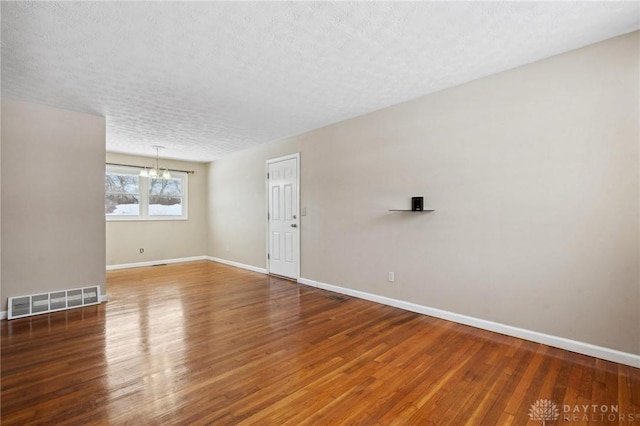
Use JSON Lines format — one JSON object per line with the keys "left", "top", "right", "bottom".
{"left": 1, "top": 261, "right": 639, "bottom": 425}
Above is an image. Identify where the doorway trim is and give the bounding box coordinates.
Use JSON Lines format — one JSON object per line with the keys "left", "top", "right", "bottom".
{"left": 265, "top": 153, "right": 300, "bottom": 280}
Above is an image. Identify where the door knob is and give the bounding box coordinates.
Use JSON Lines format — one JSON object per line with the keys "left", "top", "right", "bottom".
{"left": 291, "top": 224, "right": 297, "bottom": 228}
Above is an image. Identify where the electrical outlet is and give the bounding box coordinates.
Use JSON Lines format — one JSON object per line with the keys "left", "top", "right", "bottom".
{"left": 301, "top": 207, "right": 307, "bottom": 216}
{"left": 388, "top": 272, "right": 395, "bottom": 283}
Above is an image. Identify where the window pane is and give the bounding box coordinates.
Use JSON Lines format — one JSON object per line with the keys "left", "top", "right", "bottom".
{"left": 105, "top": 173, "right": 140, "bottom": 215}
{"left": 106, "top": 174, "right": 139, "bottom": 195}
{"left": 149, "top": 178, "right": 183, "bottom": 216}
{"left": 149, "top": 178, "right": 182, "bottom": 196}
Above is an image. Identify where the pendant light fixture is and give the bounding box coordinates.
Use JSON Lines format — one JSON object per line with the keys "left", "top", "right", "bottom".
{"left": 139, "top": 145, "right": 171, "bottom": 179}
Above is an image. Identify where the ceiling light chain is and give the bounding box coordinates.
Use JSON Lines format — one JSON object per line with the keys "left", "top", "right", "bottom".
{"left": 139, "top": 146, "right": 171, "bottom": 179}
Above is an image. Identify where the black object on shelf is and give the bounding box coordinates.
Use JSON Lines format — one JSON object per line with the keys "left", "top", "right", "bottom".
{"left": 412, "top": 197, "right": 423, "bottom": 211}
{"left": 389, "top": 196, "right": 434, "bottom": 212}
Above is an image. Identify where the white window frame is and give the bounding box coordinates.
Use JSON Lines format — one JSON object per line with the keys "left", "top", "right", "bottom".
{"left": 106, "top": 165, "right": 188, "bottom": 221}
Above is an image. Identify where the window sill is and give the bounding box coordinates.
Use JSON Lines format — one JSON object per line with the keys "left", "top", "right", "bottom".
{"left": 106, "top": 216, "right": 188, "bottom": 222}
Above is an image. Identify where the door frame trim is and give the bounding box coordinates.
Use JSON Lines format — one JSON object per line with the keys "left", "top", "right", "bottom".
{"left": 265, "top": 153, "right": 301, "bottom": 279}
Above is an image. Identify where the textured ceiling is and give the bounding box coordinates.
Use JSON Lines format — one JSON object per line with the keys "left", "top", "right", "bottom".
{"left": 2, "top": 2, "right": 639, "bottom": 162}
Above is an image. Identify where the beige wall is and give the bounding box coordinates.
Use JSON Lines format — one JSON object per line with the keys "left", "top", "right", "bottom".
{"left": 106, "top": 152, "right": 208, "bottom": 266}
{"left": 208, "top": 32, "right": 640, "bottom": 354}
{"left": 1, "top": 99, "right": 107, "bottom": 310}
{"left": 208, "top": 140, "right": 299, "bottom": 267}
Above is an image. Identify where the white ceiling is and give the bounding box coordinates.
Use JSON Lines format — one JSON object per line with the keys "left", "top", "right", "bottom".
{"left": 2, "top": 2, "right": 639, "bottom": 163}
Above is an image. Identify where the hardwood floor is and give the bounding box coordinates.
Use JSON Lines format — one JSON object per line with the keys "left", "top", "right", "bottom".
{"left": 1, "top": 261, "right": 639, "bottom": 425}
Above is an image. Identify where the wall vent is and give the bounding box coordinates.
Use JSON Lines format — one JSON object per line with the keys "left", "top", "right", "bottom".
{"left": 7, "top": 286, "right": 100, "bottom": 320}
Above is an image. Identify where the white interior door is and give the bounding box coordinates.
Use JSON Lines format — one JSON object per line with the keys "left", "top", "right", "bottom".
{"left": 267, "top": 155, "right": 299, "bottom": 279}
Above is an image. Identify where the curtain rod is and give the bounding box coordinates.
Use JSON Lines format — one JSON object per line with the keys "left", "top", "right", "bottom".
{"left": 106, "top": 162, "right": 195, "bottom": 174}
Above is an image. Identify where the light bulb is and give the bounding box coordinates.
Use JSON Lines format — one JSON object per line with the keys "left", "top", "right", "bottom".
{"left": 149, "top": 168, "right": 158, "bottom": 178}
{"left": 162, "top": 169, "right": 172, "bottom": 179}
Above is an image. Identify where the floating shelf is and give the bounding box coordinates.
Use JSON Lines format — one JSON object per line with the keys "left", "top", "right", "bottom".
{"left": 389, "top": 197, "right": 434, "bottom": 212}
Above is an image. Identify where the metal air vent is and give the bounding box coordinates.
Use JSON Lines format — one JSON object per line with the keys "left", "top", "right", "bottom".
{"left": 8, "top": 286, "right": 100, "bottom": 320}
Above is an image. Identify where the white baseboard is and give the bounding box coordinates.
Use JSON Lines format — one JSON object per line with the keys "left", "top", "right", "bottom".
{"left": 298, "top": 277, "right": 640, "bottom": 368}
{"left": 206, "top": 256, "right": 268, "bottom": 274}
{"left": 106, "top": 256, "right": 208, "bottom": 271}
{"left": 107, "top": 255, "right": 268, "bottom": 275}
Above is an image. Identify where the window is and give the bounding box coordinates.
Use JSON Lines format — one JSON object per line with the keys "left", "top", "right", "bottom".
{"left": 149, "top": 177, "right": 184, "bottom": 216}
{"left": 105, "top": 165, "right": 188, "bottom": 221}
{"left": 105, "top": 171, "right": 140, "bottom": 216}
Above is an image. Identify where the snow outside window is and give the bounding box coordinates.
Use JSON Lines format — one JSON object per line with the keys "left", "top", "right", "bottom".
{"left": 106, "top": 165, "right": 188, "bottom": 221}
